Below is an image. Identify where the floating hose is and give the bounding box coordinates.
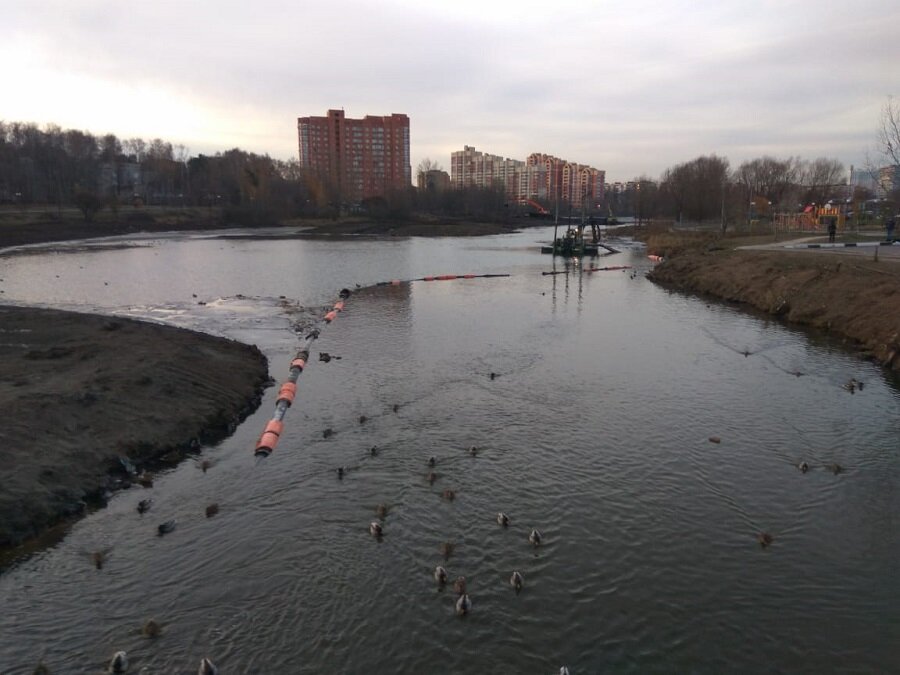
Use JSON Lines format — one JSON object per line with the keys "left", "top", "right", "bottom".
{"left": 253, "top": 292, "right": 349, "bottom": 458}
{"left": 254, "top": 275, "right": 509, "bottom": 458}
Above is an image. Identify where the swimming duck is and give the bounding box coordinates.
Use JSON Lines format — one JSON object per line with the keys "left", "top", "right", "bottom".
{"left": 198, "top": 658, "right": 219, "bottom": 675}
{"left": 453, "top": 576, "right": 466, "bottom": 595}
{"left": 375, "top": 503, "right": 388, "bottom": 519}
{"left": 426, "top": 471, "right": 438, "bottom": 484}
{"left": 370, "top": 445, "right": 378, "bottom": 456}
{"left": 489, "top": 372, "right": 497, "bottom": 380}
{"left": 359, "top": 415, "right": 368, "bottom": 425}
{"left": 798, "top": 461, "right": 809, "bottom": 473}
{"left": 199, "top": 459, "right": 213, "bottom": 473}
{"left": 757, "top": 532, "right": 774, "bottom": 548}
{"left": 497, "top": 512, "right": 510, "bottom": 527}
{"left": 91, "top": 550, "right": 106, "bottom": 570}
{"left": 337, "top": 467, "right": 345, "bottom": 480}
{"left": 428, "top": 456, "right": 436, "bottom": 467}
{"left": 510, "top": 570, "right": 524, "bottom": 592}
{"left": 440, "top": 542, "right": 454, "bottom": 559}
{"left": 434, "top": 566, "right": 448, "bottom": 585}
{"left": 529, "top": 528, "right": 542, "bottom": 547}
{"left": 468, "top": 446, "right": 478, "bottom": 457}
{"left": 205, "top": 503, "right": 220, "bottom": 518}
{"left": 441, "top": 489, "right": 456, "bottom": 501}
{"left": 392, "top": 404, "right": 400, "bottom": 413}
{"left": 323, "top": 428, "right": 334, "bottom": 439}
{"left": 32, "top": 662, "right": 49, "bottom": 675}
{"left": 157, "top": 520, "right": 177, "bottom": 536}
{"left": 141, "top": 618, "right": 161, "bottom": 638}
{"left": 455, "top": 593, "right": 472, "bottom": 616}
{"left": 826, "top": 463, "right": 844, "bottom": 475}
{"left": 369, "top": 521, "right": 383, "bottom": 537}
{"left": 108, "top": 650, "right": 128, "bottom": 673}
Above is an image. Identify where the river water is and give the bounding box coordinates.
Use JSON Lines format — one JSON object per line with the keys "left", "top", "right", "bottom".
{"left": 0, "top": 226, "right": 898, "bottom": 674}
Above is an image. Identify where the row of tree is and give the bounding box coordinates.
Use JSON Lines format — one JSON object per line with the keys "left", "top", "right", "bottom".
{"left": 0, "top": 121, "right": 319, "bottom": 222}
{"left": 3, "top": 96, "right": 898, "bottom": 225}
{"left": 607, "top": 154, "right": 868, "bottom": 228}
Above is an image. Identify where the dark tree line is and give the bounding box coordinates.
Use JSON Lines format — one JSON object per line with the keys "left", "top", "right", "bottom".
{"left": 0, "top": 121, "right": 312, "bottom": 222}
{"left": 606, "top": 153, "right": 861, "bottom": 230}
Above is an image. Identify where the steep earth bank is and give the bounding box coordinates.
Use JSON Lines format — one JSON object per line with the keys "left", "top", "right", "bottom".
{"left": 647, "top": 248, "right": 900, "bottom": 372}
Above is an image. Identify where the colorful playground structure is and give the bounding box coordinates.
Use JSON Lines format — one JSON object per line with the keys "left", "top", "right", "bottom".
{"left": 775, "top": 204, "right": 844, "bottom": 232}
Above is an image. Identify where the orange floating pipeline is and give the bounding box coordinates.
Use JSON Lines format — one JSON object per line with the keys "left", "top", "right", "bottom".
{"left": 291, "top": 357, "right": 306, "bottom": 371}
{"left": 648, "top": 254, "right": 664, "bottom": 262}
{"left": 462, "top": 274, "right": 475, "bottom": 279}
{"left": 333, "top": 301, "right": 344, "bottom": 311}
{"left": 324, "top": 310, "right": 338, "bottom": 323}
{"left": 436, "top": 274, "right": 457, "bottom": 280}
{"left": 276, "top": 382, "right": 297, "bottom": 406}
{"left": 255, "top": 419, "right": 284, "bottom": 456}
{"left": 423, "top": 275, "right": 435, "bottom": 281}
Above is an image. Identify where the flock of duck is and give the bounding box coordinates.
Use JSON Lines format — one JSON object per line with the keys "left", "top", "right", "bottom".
{"left": 64, "top": 459, "right": 224, "bottom": 673}
{"left": 354, "top": 425, "right": 544, "bottom": 619}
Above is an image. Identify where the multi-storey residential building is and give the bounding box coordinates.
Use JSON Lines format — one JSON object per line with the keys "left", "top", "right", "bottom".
{"left": 451, "top": 145, "right": 604, "bottom": 209}
{"left": 297, "top": 109, "right": 411, "bottom": 204}
{"left": 450, "top": 146, "right": 524, "bottom": 196}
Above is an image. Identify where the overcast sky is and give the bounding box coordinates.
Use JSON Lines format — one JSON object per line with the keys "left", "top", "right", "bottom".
{"left": 4, "top": 0, "right": 898, "bottom": 182}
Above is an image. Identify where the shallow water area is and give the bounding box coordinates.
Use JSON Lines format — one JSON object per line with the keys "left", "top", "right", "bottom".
{"left": 0, "top": 226, "right": 898, "bottom": 673}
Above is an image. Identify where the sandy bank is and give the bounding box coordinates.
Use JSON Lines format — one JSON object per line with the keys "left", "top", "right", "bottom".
{"left": 647, "top": 247, "right": 900, "bottom": 372}
{"left": 0, "top": 306, "right": 269, "bottom": 551}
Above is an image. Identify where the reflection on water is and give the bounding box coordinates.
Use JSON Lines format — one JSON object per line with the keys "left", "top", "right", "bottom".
{"left": 0, "top": 227, "right": 898, "bottom": 673}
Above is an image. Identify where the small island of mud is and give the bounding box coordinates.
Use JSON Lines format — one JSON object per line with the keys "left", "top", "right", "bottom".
{"left": 0, "top": 306, "right": 270, "bottom": 552}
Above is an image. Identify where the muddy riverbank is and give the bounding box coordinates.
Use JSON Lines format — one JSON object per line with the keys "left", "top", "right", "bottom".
{"left": 647, "top": 245, "right": 900, "bottom": 373}
{"left": 0, "top": 306, "right": 270, "bottom": 552}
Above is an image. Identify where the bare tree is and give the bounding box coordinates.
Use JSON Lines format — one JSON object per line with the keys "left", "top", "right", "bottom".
{"left": 878, "top": 96, "right": 900, "bottom": 168}
{"left": 416, "top": 157, "right": 444, "bottom": 187}
{"left": 799, "top": 157, "right": 844, "bottom": 205}
{"left": 734, "top": 156, "right": 800, "bottom": 208}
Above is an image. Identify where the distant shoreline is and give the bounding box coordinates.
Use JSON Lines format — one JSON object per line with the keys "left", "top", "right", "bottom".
{"left": 0, "top": 206, "right": 532, "bottom": 251}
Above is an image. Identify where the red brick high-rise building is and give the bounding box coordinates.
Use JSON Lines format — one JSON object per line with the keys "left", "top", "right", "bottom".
{"left": 297, "top": 109, "right": 411, "bottom": 204}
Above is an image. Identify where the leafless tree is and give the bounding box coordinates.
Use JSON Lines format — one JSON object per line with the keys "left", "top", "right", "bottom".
{"left": 878, "top": 96, "right": 900, "bottom": 168}
{"left": 799, "top": 157, "right": 845, "bottom": 205}
{"left": 734, "top": 156, "right": 800, "bottom": 208}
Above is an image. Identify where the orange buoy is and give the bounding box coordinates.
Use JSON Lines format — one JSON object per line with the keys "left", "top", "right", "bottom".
{"left": 648, "top": 254, "right": 664, "bottom": 262}
{"left": 324, "top": 310, "right": 338, "bottom": 323}
{"left": 255, "top": 420, "right": 284, "bottom": 455}
{"left": 333, "top": 301, "right": 344, "bottom": 311}
{"left": 462, "top": 274, "right": 475, "bottom": 279}
{"left": 290, "top": 357, "right": 306, "bottom": 371}
{"left": 423, "top": 275, "right": 435, "bottom": 281}
{"left": 277, "top": 382, "right": 297, "bottom": 406}
{"left": 437, "top": 274, "right": 456, "bottom": 280}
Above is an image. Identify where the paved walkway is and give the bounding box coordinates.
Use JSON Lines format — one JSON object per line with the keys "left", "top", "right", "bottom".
{"left": 739, "top": 237, "right": 900, "bottom": 260}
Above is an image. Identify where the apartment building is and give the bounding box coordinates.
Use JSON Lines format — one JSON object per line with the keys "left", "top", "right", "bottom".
{"left": 451, "top": 145, "right": 604, "bottom": 208}
{"left": 297, "top": 109, "right": 411, "bottom": 203}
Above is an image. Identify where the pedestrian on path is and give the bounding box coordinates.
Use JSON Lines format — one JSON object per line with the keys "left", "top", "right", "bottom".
{"left": 827, "top": 218, "right": 836, "bottom": 243}
{"left": 887, "top": 215, "right": 896, "bottom": 242}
